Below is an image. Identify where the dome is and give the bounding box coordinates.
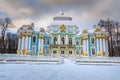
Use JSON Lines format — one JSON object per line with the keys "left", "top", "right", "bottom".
{"left": 82, "top": 29, "right": 88, "bottom": 34}
{"left": 17, "top": 25, "right": 34, "bottom": 32}
{"left": 28, "top": 26, "right": 34, "bottom": 30}
{"left": 40, "top": 28, "right": 45, "bottom": 32}
{"left": 94, "top": 27, "right": 101, "bottom": 32}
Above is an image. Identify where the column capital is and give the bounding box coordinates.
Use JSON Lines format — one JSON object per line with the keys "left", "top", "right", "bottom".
{"left": 39, "top": 35, "right": 44, "bottom": 39}
{"left": 21, "top": 33, "right": 32, "bottom": 37}
{"left": 18, "top": 35, "right": 22, "bottom": 38}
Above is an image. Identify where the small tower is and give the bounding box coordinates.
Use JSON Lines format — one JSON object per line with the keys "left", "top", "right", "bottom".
{"left": 31, "top": 23, "right": 34, "bottom": 28}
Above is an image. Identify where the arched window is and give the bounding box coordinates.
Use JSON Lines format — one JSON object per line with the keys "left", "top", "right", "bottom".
{"left": 54, "top": 37, "right": 57, "bottom": 44}
{"left": 69, "top": 38, "right": 72, "bottom": 44}
{"left": 61, "top": 37, "right": 65, "bottom": 44}
{"left": 76, "top": 40, "right": 79, "bottom": 45}
{"left": 69, "top": 51, "right": 72, "bottom": 54}
{"left": 33, "top": 36, "right": 36, "bottom": 43}
{"left": 47, "top": 39, "right": 49, "bottom": 45}
{"left": 76, "top": 50, "right": 79, "bottom": 54}
{"left": 81, "top": 49, "right": 83, "bottom": 55}
{"left": 80, "top": 39, "right": 83, "bottom": 45}
{"left": 91, "top": 38, "right": 95, "bottom": 44}
{"left": 44, "top": 38, "right": 45, "bottom": 45}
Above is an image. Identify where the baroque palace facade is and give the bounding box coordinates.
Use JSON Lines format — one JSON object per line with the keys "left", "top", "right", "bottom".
{"left": 17, "top": 12, "right": 109, "bottom": 57}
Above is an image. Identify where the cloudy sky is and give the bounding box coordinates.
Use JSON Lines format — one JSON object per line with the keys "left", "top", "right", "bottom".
{"left": 0, "top": 0, "right": 120, "bottom": 32}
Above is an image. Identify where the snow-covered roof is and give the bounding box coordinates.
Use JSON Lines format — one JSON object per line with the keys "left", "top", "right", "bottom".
{"left": 51, "top": 20, "right": 76, "bottom": 26}
{"left": 51, "top": 12, "right": 76, "bottom": 26}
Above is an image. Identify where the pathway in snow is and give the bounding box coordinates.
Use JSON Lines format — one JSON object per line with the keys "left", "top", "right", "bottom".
{"left": 0, "top": 58, "right": 120, "bottom": 80}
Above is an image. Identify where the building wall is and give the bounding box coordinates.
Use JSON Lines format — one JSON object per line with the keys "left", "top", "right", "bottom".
{"left": 17, "top": 28, "right": 109, "bottom": 57}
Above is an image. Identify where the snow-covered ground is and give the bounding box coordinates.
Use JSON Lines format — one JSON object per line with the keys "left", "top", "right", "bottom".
{"left": 0, "top": 58, "right": 120, "bottom": 80}
{"left": 0, "top": 54, "right": 63, "bottom": 64}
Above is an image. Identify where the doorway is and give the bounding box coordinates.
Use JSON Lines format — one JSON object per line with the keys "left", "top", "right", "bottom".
{"left": 32, "top": 47, "right": 36, "bottom": 55}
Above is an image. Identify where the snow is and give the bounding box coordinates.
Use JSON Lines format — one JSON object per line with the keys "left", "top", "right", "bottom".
{"left": 0, "top": 58, "right": 120, "bottom": 80}
{"left": 51, "top": 20, "right": 76, "bottom": 26}
{"left": 0, "top": 54, "right": 63, "bottom": 64}
{"left": 75, "top": 57, "right": 120, "bottom": 65}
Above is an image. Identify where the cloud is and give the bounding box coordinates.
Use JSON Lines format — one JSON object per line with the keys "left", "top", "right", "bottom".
{"left": 0, "top": 0, "right": 120, "bottom": 32}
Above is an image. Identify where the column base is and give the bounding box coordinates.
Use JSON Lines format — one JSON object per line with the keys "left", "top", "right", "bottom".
{"left": 20, "top": 50, "right": 25, "bottom": 55}
{"left": 97, "top": 53, "right": 103, "bottom": 57}
{"left": 25, "top": 51, "right": 30, "bottom": 55}
{"left": 17, "top": 50, "right": 20, "bottom": 54}
{"left": 102, "top": 52, "right": 106, "bottom": 56}
{"left": 83, "top": 52, "right": 88, "bottom": 57}
{"left": 38, "top": 51, "right": 43, "bottom": 56}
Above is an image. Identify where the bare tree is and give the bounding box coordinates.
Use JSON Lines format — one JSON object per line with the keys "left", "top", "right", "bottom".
{"left": 0, "top": 17, "right": 12, "bottom": 54}
{"left": 98, "top": 19, "right": 120, "bottom": 57}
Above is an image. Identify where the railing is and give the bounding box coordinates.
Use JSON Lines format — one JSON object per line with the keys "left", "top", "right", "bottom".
{"left": 50, "top": 44, "right": 76, "bottom": 47}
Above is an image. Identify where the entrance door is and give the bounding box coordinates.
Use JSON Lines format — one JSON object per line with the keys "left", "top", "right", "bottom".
{"left": 32, "top": 47, "right": 36, "bottom": 55}
{"left": 92, "top": 48, "right": 95, "bottom": 56}
{"left": 61, "top": 50, "right": 65, "bottom": 57}
{"left": 69, "top": 51, "right": 72, "bottom": 57}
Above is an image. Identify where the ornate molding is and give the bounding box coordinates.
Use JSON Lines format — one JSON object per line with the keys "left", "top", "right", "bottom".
{"left": 82, "top": 36, "right": 88, "bottom": 40}
{"left": 82, "top": 29, "right": 88, "bottom": 34}
{"left": 39, "top": 35, "right": 44, "bottom": 39}
{"left": 94, "top": 28, "right": 101, "bottom": 32}
{"left": 60, "top": 24, "right": 66, "bottom": 31}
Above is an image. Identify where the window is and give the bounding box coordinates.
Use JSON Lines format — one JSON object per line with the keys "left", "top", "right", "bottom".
{"left": 81, "top": 49, "right": 83, "bottom": 55}
{"left": 54, "top": 37, "right": 57, "bottom": 44}
{"left": 91, "top": 37, "right": 95, "bottom": 44}
{"left": 33, "top": 36, "right": 36, "bottom": 43}
{"left": 46, "top": 49, "right": 49, "bottom": 54}
{"left": 69, "top": 51, "right": 72, "bottom": 54}
{"left": 61, "top": 51, "right": 64, "bottom": 54}
{"left": 80, "top": 39, "right": 83, "bottom": 45}
{"left": 69, "top": 38, "right": 72, "bottom": 44}
{"left": 92, "top": 48, "right": 95, "bottom": 55}
{"left": 53, "top": 51, "right": 57, "bottom": 54}
{"left": 47, "top": 39, "right": 49, "bottom": 45}
{"left": 61, "top": 37, "right": 65, "bottom": 44}
{"left": 76, "top": 40, "right": 79, "bottom": 45}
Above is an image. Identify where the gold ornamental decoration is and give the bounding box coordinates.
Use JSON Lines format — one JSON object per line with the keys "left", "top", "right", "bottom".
{"left": 60, "top": 24, "right": 66, "bottom": 31}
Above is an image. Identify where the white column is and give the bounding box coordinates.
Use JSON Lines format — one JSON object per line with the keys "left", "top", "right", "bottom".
{"left": 18, "top": 38, "right": 20, "bottom": 50}
{"left": 86, "top": 40, "right": 89, "bottom": 54}
{"left": 105, "top": 40, "right": 108, "bottom": 54}
{"left": 39, "top": 38, "right": 41, "bottom": 50}
{"left": 27, "top": 37, "right": 29, "bottom": 50}
{"left": 22, "top": 36, "right": 25, "bottom": 50}
{"left": 41, "top": 39, "right": 43, "bottom": 50}
{"left": 100, "top": 38, "right": 102, "bottom": 53}
{"left": 29, "top": 37, "right": 31, "bottom": 50}
{"left": 19, "top": 38, "right": 21, "bottom": 50}
{"left": 103, "top": 39, "right": 106, "bottom": 52}
{"left": 25, "top": 36, "right": 28, "bottom": 50}
{"left": 83, "top": 40, "right": 86, "bottom": 52}
{"left": 85, "top": 40, "right": 87, "bottom": 53}
{"left": 58, "top": 34, "right": 60, "bottom": 44}
{"left": 65, "top": 34, "right": 68, "bottom": 44}
{"left": 40, "top": 39, "right": 42, "bottom": 50}
{"left": 51, "top": 35, "right": 53, "bottom": 44}
{"left": 40, "top": 39, "right": 41, "bottom": 50}
{"left": 96, "top": 38, "right": 99, "bottom": 53}
{"left": 38, "top": 38, "right": 40, "bottom": 50}
{"left": 21, "top": 37, "right": 23, "bottom": 50}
